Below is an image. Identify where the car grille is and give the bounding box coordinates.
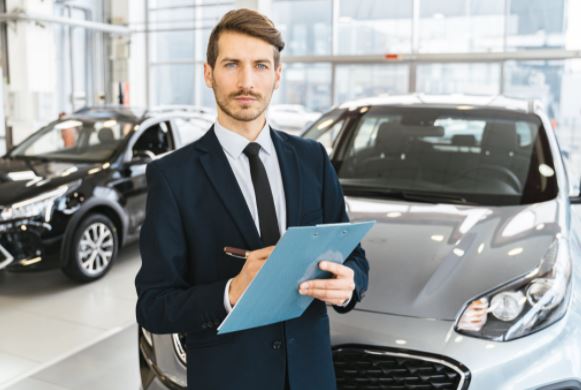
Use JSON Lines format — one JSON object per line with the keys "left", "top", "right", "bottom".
{"left": 333, "top": 345, "right": 470, "bottom": 390}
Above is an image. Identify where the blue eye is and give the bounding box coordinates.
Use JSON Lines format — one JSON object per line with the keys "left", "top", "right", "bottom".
{"left": 225, "top": 63, "right": 237, "bottom": 69}
{"left": 257, "top": 64, "right": 268, "bottom": 70}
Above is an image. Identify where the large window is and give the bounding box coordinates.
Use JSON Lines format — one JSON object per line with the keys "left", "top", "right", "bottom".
{"left": 506, "top": 0, "right": 567, "bottom": 51}
{"left": 271, "top": 0, "right": 332, "bottom": 56}
{"left": 335, "top": 65, "right": 408, "bottom": 104}
{"left": 150, "top": 64, "right": 195, "bottom": 105}
{"left": 417, "top": 63, "right": 501, "bottom": 95}
{"left": 273, "top": 63, "right": 332, "bottom": 112}
{"left": 418, "top": 0, "right": 505, "bottom": 53}
{"left": 337, "top": 0, "right": 413, "bottom": 55}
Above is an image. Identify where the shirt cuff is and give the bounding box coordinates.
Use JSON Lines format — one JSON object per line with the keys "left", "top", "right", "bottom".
{"left": 224, "top": 278, "right": 234, "bottom": 313}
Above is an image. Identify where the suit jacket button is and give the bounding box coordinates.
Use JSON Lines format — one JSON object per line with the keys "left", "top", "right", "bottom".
{"left": 272, "top": 340, "right": 282, "bottom": 350}
{"left": 201, "top": 323, "right": 208, "bottom": 329}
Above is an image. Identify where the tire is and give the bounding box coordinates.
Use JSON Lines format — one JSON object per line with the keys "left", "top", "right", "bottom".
{"left": 62, "top": 213, "right": 119, "bottom": 283}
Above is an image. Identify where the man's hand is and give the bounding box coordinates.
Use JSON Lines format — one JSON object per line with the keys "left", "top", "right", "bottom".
{"left": 229, "top": 246, "right": 275, "bottom": 306}
{"left": 299, "top": 261, "right": 355, "bottom": 306}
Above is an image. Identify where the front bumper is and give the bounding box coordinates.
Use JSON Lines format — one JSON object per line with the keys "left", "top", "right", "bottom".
{"left": 0, "top": 219, "right": 63, "bottom": 271}
{"left": 330, "top": 307, "right": 581, "bottom": 390}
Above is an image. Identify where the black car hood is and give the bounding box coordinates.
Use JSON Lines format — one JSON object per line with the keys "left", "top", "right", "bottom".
{"left": 0, "top": 158, "right": 97, "bottom": 205}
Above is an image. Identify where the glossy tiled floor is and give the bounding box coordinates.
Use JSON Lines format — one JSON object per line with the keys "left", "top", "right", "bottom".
{"left": 0, "top": 242, "right": 141, "bottom": 389}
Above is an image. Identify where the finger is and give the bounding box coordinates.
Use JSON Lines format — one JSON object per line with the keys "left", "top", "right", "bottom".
{"left": 300, "top": 278, "right": 354, "bottom": 291}
{"left": 249, "top": 246, "right": 276, "bottom": 261}
{"left": 319, "top": 261, "right": 354, "bottom": 278}
{"left": 299, "top": 288, "right": 351, "bottom": 301}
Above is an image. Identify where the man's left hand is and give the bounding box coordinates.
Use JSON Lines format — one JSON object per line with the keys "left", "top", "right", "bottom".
{"left": 299, "top": 261, "right": 355, "bottom": 306}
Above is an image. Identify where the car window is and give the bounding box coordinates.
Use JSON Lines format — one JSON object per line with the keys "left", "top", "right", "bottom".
{"left": 174, "top": 117, "right": 212, "bottom": 145}
{"left": 133, "top": 122, "right": 173, "bottom": 156}
{"left": 325, "top": 106, "right": 558, "bottom": 206}
{"left": 302, "top": 109, "right": 346, "bottom": 154}
{"left": 10, "top": 118, "right": 132, "bottom": 162}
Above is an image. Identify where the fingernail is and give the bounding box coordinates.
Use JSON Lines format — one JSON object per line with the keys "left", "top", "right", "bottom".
{"left": 301, "top": 283, "right": 308, "bottom": 289}
{"left": 320, "top": 262, "right": 326, "bottom": 268}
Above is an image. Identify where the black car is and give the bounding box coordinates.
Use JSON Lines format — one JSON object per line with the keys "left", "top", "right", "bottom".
{"left": 0, "top": 106, "right": 213, "bottom": 282}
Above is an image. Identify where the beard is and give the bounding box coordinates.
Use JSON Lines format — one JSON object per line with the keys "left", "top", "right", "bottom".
{"left": 213, "top": 86, "right": 273, "bottom": 122}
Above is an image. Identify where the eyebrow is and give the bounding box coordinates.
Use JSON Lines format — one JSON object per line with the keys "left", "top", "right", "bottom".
{"left": 220, "top": 58, "right": 273, "bottom": 64}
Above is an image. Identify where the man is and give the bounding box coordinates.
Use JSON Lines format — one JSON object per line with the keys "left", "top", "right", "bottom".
{"left": 135, "top": 8, "right": 369, "bottom": 390}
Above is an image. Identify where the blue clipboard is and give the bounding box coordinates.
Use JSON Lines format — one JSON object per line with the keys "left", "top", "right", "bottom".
{"left": 217, "top": 220, "right": 375, "bottom": 334}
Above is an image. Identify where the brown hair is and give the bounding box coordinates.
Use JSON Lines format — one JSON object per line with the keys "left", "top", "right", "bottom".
{"left": 206, "top": 8, "right": 285, "bottom": 68}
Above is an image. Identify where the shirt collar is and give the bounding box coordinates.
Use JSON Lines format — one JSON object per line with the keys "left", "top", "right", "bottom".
{"left": 214, "top": 119, "right": 274, "bottom": 159}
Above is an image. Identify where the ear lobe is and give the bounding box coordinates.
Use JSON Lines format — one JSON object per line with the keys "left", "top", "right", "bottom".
{"left": 274, "top": 64, "right": 282, "bottom": 90}
{"left": 203, "top": 63, "right": 214, "bottom": 88}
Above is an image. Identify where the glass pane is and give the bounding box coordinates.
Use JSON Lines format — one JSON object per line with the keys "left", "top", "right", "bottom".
{"left": 273, "top": 63, "right": 332, "bottom": 112}
{"left": 334, "top": 107, "right": 558, "bottom": 205}
{"left": 271, "top": 0, "right": 332, "bottom": 56}
{"left": 337, "top": 0, "right": 412, "bottom": 54}
{"left": 416, "top": 63, "right": 501, "bottom": 95}
{"left": 150, "top": 31, "right": 195, "bottom": 62}
{"left": 196, "top": 3, "right": 236, "bottom": 60}
{"left": 506, "top": 0, "right": 567, "bottom": 50}
{"left": 504, "top": 59, "right": 581, "bottom": 194}
{"left": 10, "top": 119, "right": 133, "bottom": 162}
{"left": 150, "top": 64, "right": 195, "bottom": 105}
{"left": 418, "top": 0, "right": 505, "bottom": 52}
{"left": 335, "top": 65, "right": 409, "bottom": 105}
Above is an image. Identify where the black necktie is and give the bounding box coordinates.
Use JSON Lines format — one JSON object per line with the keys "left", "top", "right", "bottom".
{"left": 243, "top": 142, "right": 280, "bottom": 246}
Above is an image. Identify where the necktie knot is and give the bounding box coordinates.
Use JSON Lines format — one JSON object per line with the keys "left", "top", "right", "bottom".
{"left": 243, "top": 142, "right": 261, "bottom": 158}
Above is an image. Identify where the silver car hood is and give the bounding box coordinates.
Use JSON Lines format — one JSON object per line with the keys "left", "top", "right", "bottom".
{"left": 346, "top": 196, "right": 564, "bottom": 321}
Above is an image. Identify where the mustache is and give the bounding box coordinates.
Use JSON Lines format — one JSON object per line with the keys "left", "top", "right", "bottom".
{"left": 230, "top": 90, "right": 261, "bottom": 99}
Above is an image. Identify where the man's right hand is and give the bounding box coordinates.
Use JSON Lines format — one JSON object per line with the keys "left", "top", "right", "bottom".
{"left": 228, "top": 246, "right": 275, "bottom": 306}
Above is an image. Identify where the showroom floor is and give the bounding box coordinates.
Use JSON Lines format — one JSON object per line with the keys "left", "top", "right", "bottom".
{"left": 0, "top": 242, "right": 142, "bottom": 390}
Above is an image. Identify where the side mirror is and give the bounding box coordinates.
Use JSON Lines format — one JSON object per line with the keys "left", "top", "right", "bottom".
{"left": 130, "top": 150, "right": 154, "bottom": 165}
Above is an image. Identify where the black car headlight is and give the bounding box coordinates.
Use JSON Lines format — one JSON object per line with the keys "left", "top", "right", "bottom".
{"left": 0, "top": 181, "right": 80, "bottom": 222}
{"left": 455, "top": 236, "right": 572, "bottom": 341}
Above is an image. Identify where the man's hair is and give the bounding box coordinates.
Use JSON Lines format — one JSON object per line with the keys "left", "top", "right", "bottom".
{"left": 206, "top": 8, "right": 285, "bottom": 68}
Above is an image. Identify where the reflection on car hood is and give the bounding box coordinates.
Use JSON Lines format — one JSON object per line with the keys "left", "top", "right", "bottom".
{"left": 0, "top": 158, "right": 97, "bottom": 205}
{"left": 347, "top": 196, "right": 563, "bottom": 321}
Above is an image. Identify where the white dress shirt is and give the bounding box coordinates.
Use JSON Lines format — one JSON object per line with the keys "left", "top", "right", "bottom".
{"left": 214, "top": 120, "right": 286, "bottom": 312}
{"left": 213, "top": 120, "right": 350, "bottom": 312}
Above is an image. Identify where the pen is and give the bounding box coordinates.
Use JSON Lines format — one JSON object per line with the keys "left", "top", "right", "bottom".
{"left": 224, "top": 246, "right": 250, "bottom": 260}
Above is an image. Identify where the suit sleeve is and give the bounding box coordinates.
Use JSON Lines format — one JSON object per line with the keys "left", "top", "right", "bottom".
{"left": 134, "top": 162, "right": 228, "bottom": 334}
{"left": 318, "top": 143, "right": 370, "bottom": 314}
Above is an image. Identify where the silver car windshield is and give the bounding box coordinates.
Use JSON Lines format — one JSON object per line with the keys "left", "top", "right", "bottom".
{"left": 9, "top": 118, "right": 135, "bottom": 162}
{"left": 306, "top": 106, "right": 558, "bottom": 206}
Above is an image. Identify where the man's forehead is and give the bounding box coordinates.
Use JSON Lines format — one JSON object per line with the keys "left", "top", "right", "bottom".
{"left": 216, "top": 31, "right": 276, "bottom": 62}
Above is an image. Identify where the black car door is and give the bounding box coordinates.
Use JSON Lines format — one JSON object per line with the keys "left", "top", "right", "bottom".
{"left": 118, "top": 120, "right": 175, "bottom": 237}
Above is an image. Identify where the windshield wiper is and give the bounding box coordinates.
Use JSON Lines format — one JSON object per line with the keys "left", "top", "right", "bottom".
{"left": 342, "top": 185, "right": 478, "bottom": 205}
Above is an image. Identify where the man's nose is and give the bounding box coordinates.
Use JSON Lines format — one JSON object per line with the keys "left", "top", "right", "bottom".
{"left": 237, "top": 65, "right": 255, "bottom": 90}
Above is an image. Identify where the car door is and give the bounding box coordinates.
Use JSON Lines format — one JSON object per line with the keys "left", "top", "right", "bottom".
{"left": 116, "top": 120, "right": 175, "bottom": 237}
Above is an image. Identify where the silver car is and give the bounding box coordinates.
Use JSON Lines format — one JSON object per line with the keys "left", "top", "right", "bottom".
{"left": 138, "top": 95, "right": 581, "bottom": 390}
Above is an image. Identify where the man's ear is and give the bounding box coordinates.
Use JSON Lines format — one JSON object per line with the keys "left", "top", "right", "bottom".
{"left": 203, "top": 63, "right": 213, "bottom": 88}
{"left": 274, "top": 63, "right": 282, "bottom": 90}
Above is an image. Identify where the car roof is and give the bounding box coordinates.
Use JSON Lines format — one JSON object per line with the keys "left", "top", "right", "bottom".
{"left": 71, "top": 105, "right": 216, "bottom": 124}
{"left": 337, "top": 94, "right": 542, "bottom": 114}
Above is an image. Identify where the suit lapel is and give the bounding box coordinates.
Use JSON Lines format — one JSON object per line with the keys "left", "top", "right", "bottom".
{"left": 271, "top": 129, "right": 302, "bottom": 228}
{"left": 196, "top": 127, "right": 262, "bottom": 249}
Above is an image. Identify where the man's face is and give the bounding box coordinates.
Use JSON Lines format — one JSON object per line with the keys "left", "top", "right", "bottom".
{"left": 204, "top": 31, "right": 282, "bottom": 123}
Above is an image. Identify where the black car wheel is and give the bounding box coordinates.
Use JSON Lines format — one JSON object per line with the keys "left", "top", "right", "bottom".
{"left": 62, "top": 213, "right": 118, "bottom": 282}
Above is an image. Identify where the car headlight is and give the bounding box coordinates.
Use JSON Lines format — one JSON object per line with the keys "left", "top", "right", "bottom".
{"left": 0, "top": 184, "right": 72, "bottom": 222}
{"left": 456, "top": 237, "right": 571, "bottom": 341}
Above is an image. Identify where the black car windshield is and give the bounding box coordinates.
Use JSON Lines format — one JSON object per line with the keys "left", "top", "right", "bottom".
{"left": 305, "top": 106, "right": 558, "bottom": 206}
{"left": 9, "top": 118, "right": 136, "bottom": 162}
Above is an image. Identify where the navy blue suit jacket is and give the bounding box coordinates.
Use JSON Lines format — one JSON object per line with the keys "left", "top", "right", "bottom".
{"left": 135, "top": 127, "right": 369, "bottom": 390}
